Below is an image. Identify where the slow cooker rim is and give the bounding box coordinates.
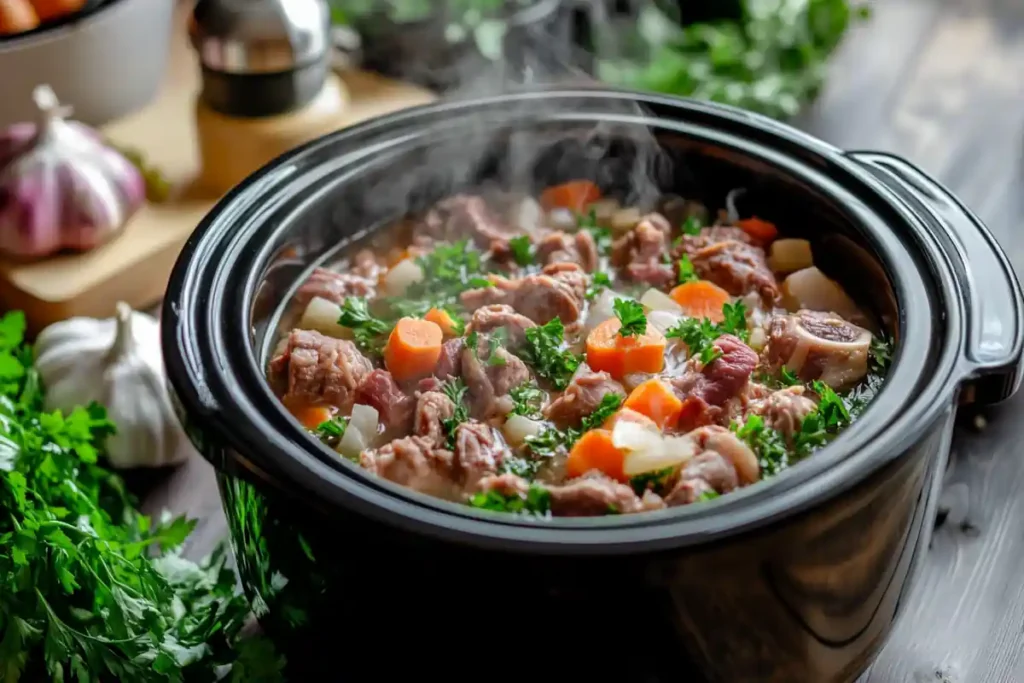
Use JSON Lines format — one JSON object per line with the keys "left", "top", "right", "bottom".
{"left": 163, "top": 88, "right": 966, "bottom": 553}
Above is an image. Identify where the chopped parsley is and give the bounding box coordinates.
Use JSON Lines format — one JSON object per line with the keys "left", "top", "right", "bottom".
{"left": 441, "top": 378, "right": 470, "bottom": 449}
{"left": 315, "top": 415, "right": 348, "bottom": 443}
{"left": 525, "top": 394, "right": 623, "bottom": 458}
{"left": 677, "top": 254, "right": 698, "bottom": 284}
{"left": 665, "top": 300, "right": 749, "bottom": 360}
{"left": 519, "top": 318, "right": 582, "bottom": 390}
{"left": 468, "top": 484, "right": 551, "bottom": 516}
{"left": 586, "top": 272, "right": 612, "bottom": 301}
{"left": 389, "top": 239, "right": 487, "bottom": 317}
{"left": 614, "top": 298, "right": 647, "bottom": 337}
{"left": 697, "top": 490, "right": 720, "bottom": 502}
{"left": 870, "top": 334, "right": 893, "bottom": 374}
{"left": 508, "top": 235, "right": 533, "bottom": 266}
{"left": 779, "top": 367, "right": 801, "bottom": 386}
{"left": 733, "top": 414, "right": 790, "bottom": 477}
{"left": 629, "top": 467, "right": 675, "bottom": 495}
{"left": 469, "top": 328, "right": 509, "bottom": 367}
{"left": 510, "top": 382, "right": 545, "bottom": 420}
{"left": 578, "top": 209, "right": 613, "bottom": 255}
{"left": 793, "top": 381, "right": 851, "bottom": 458}
{"left": 338, "top": 297, "right": 392, "bottom": 353}
{"left": 681, "top": 216, "right": 704, "bottom": 236}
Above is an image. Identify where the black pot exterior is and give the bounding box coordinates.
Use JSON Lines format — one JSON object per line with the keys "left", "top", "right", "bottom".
{"left": 162, "top": 89, "right": 1024, "bottom": 682}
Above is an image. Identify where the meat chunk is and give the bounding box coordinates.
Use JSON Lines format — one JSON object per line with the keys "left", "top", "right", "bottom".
{"left": 454, "top": 421, "right": 505, "bottom": 488}
{"left": 465, "top": 305, "right": 536, "bottom": 348}
{"left": 295, "top": 267, "right": 375, "bottom": 307}
{"left": 434, "top": 338, "right": 465, "bottom": 381}
{"left": 672, "top": 334, "right": 758, "bottom": 430}
{"left": 544, "top": 366, "right": 625, "bottom": 427}
{"left": 475, "top": 472, "right": 665, "bottom": 517}
{"left": 460, "top": 262, "right": 588, "bottom": 326}
{"left": 360, "top": 436, "right": 458, "bottom": 499}
{"left": 535, "top": 230, "right": 599, "bottom": 272}
{"left": 414, "top": 391, "right": 455, "bottom": 446}
{"left": 461, "top": 335, "right": 532, "bottom": 419}
{"left": 664, "top": 426, "right": 759, "bottom": 506}
{"left": 610, "top": 213, "right": 675, "bottom": 286}
{"left": 351, "top": 249, "right": 383, "bottom": 281}
{"left": 764, "top": 310, "right": 872, "bottom": 390}
{"left": 748, "top": 386, "right": 817, "bottom": 439}
{"left": 354, "top": 369, "right": 414, "bottom": 432}
{"left": 423, "top": 195, "right": 521, "bottom": 250}
{"left": 675, "top": 227, "right": 778, "bottom": 303}
{"left": 270, "top": 330, "right": 373, "bottom": 410}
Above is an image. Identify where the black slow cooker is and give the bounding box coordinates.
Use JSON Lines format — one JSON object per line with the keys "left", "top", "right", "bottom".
{"left": 162, "top": 89, "right": 1024, "bottom": 682}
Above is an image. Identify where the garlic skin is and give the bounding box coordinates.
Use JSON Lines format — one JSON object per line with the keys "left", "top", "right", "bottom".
{"left": 0, "top": 85, "right": 146, "bottom": 259}
{"left": 35, "top": 302, "right": 192, "bottom": 469}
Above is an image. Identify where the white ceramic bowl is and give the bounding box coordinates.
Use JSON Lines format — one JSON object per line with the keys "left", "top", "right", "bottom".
{"left": 0, "top": 0, "right": 175, "bottom": 129}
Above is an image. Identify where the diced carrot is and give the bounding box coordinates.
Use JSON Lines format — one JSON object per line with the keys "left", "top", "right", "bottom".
{"left": 623, "top": 379, "right": 684, "bottom": 430}
{"left": 735, "top": 217, "right": 779, "bottom": 242}
{"left": 669, "top": 281, "right": 732, "bottom": 322}
{"left": 602, "top": 407, "right": 658, "bottom": 432}
{"left": 585, "top": 318, "right": 666, "bottom": 380}
{"left": 384, "top": 317, "right": 444, "bottom": 381}
{"left": 424, "top": 308, "right": 460, "bottom": 338}
{"left": 567, "top": 429, "right": 627, "bottom": 482}
{"left": 28, "top": 0, "right": 85, "bottom": 22}
{"left": 0, "top": 0, "right": 38, "bottom": 34}
{"left": 540, "top": 180, "right": 602, "bottom": 213}
{"left": 283, "top": 396, "right": 334, "bottom": 430}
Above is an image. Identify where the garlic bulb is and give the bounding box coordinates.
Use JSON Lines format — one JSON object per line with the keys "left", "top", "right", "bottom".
{"left": 35, "top": 302, "right": 192, "bottom": 469}
{"left": 0, "top": 85, "right": 146, "bottom": 259}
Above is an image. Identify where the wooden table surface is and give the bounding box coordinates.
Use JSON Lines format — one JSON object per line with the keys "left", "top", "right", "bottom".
{"left": 143, "top": 1, "right": 1024, "bottom": 681}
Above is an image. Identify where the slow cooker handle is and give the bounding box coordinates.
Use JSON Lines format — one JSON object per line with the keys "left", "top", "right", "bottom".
{"left": 848, "top": 150, "right": 1024, "bottom": 405}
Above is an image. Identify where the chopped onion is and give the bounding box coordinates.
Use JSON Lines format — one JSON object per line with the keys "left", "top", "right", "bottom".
{"left": 383, "top": 258, "right": 424, "bottom": 297}
{"left": 781, "top": 267, "right": 862, "bottom": 320}
{"left": 610, "top": 207, "right": 642, "bottom": 233}
{"left": 640, "top": 288, "right": 683, "bottom": 315}
{"left": 647, "top": 310, "right": 683, "bottom": 336}
{"left": 349, "top": 403, "right": 379, "bottom": 439}
{"left": 336, "top": 426, "right": 368, "bottom": 461}
{"left": 613, "top": 420, "right": 698, "bottom": 476}
{"left": 768, "top": 239, "right": 813, "bottom": 273}
{"left": 503, "top": 414, "right": 545, "bottom": 446}
{"left": 298, "top": 296, "right": 348, "bottom": 339}
{"left": 584, "top": 289, "right": 630, "bottom": 336}
{"left": 725, "top": 188, "right": 747, "bottom": 223}
{"left": 548, "top": 207, "right": 577, "bottom": 231}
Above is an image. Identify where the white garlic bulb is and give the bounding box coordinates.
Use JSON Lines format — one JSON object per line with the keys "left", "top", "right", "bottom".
{"left": 34, "top": 302, "right": 192, "bottom": 469}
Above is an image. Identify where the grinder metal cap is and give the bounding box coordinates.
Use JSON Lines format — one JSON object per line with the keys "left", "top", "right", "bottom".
{"left": 189, "top": 0, "right": 332, "bottom": 117}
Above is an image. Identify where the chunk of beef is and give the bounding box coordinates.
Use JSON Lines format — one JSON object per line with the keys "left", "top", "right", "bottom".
{"left": 461, "top": 335, "right": 531, "bottom": 419}
{"left": 610, "top": 213, "right": 675, "bottom": 286}
{"left": 544, "top": 366, "right": 625, "bottom": 427}
{"left": 454, "top": 421, "right": 505, "bottom": 488}
{"left": 474, "top": 472, "right": 665, "bottom": 517}
{"left": 270, "top": 330, "right": 373, "bottom": 410}
{"left": 360, "top": 436, "right": 458, "bottom": 499}
{"left": 434, "top": 338, "right": 465, "bottom": 381}
{"left": 671, "top": 334, "right": 758, "bottom": 430}
{"left": 764, "top": 310, "right": 872, "bottom": 390}
{"left": 674, "top": 227, "right": 778, "bottom": 303}
{"left": 354, "top": 369, "right": 414, "bottom": 432}
{"left": 414, "top": 391, "right": 455, "bottom": 446}
{"left": 295, "top": 267, "right": 375, "bottom": 307}
{"left": 465, "top": 305, "right": 536, "bottom": 349}
{"left": 460, "top": 262, "right": 588, "bottom": 326}
{"left": 535, "top": 230, "right": 599, "bottom": 272}
{"left": 423, "top": 195, "right": 521, "bottom": 250}
{"left": 663, "top": 426, "right": 759, "bottom": 506}
{"left": 749, "top": 386, "right": 817, "bottom": 439}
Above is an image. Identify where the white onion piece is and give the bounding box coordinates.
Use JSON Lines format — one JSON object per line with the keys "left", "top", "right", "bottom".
{"left": 647, "top": 310, "right": 683, "bottom": 337}
{"left": 547, "top": 207, "right": 578, "bottom": 231}
{"left": 725, "top": 188, "right": 746, "bottom": 223}
{"left": 383, "top": 258, "right": 424, "bottom": 297}
{"left": 503, "top": 414, "right": 545, "bottom": 446}
{"left": 298, "top": 296, "right": 348, "bottom": 339}
{"left": 768, "top": 239, "right": 813, "bottom": 273}
{"left": 781, "top": 267, "right": 862, "bottom": 321}
{"left": 613, "top": 421, "right": 698, "bottom": 476}
{"left": 584, "top": 289, "right": 631, "bottom": 336}
{"left": 640, "top": 288, "right": 683, "bottom": 315}
{"left": 748, "top": 326, "right": 767, "bottom": 352}
{"left": 509, "top": 196, "right": 544, "bottom": 233}
{"left": 349, "top": 403, "right": 380, "bottom": 439}
{"left": 336, "top": 426, "right": 368, "bottom": 461}
{"left": 610, "top": 207, "right": 642, "bottom": 233}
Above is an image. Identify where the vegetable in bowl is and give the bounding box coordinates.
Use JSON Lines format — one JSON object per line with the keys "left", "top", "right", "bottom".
{"left": 270, "top": 180, "right": 893, "bottom": 518}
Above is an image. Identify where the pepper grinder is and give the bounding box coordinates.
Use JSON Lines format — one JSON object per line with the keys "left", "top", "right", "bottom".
{"left": 189, "top": 0, "right": 349, "bottom": 196}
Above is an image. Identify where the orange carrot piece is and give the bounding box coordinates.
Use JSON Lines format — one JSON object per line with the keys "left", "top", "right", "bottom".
{"left": 602, "top": 407, "right": 658, "bottom": 432}
{"left": 624, "top": 379, "right": 684, "bottom": 430}
{"left": 735, "top": 217, "right": 779, "bottom": 242}
{"left": 669, "top": 281, "right": 732, "bottom": 322}
{"left": 0, "top": 0, "right": 38, "bottom": 34}
{"left": 384, "top": 317, "right": 444, "bottom": 381}
{"left": 283, "top": 396, "right": 334, "bottom": 430}
{"left": 540, "top": 180, "right": 602, "bottom": 213}
{"left": 585, "top": 318, "right": 666, "bottom": 380}
{"left": 425, "top": 308, "right": 460, "bottom": 338}
{"left": 567, "top": 429, "right": 627, "bottom": 482}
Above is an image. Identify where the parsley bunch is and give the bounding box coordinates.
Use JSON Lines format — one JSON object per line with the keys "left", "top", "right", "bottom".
{"left": 518, "top": 318, "right": 581, "bottom": 391}
{"left": 0, "top": 312, "right": 283, "bottom": 683}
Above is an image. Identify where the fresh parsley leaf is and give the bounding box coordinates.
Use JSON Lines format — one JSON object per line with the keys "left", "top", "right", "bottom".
{"left": 441, "top": 378, "right": 470, "bottom": 449}
{"left": 389, "top": 239, "right": 488, "bottom": 317}
{"left": 677, "top": 254, "right": 698, "bottom": 284}
{"left": 630, "top": 467, "right": 675, "bottom": 495}
{"left": 681, "top": 216, "right": 703, "bottom": 236}
{"left": 665, "top": 300, "right": 749, "bottom": 359}
{"left": 720, "top": 301, "right": 749, "bottom": 342}
{"left": 487, "top": 328, "right": 509, "bottom": 367}
{"left": 467, "top": 484, "right": 551, "bottom": 517}
{"left": 614, "top": 298, "right": 647, "bottom": 337}
{"left": 733, "top": 414, "right": 790, "bottom": 477}
{"left": 315, "top": 415, "right": 348, "bottom": 443}
{"left": 510, "top": 382, "right": 545, "bottom": 420}
{"left": 519, "top": 318, "right": 581, "bottom": 391}
{"left": 578, "top": 209, "right": 613, "bottom": 255}
{"left": 793, "top": 381, "right": 851, "bottom": 458}
{"left": 699, "top": 345, "right": 723, "bottom": 365}
{"left": 509, "top": 235, "right": 533, "bottom": 267}
{"left": 780, "top": 367, "right": 800, "bottom": 386}
{"left": 586, "top": 272, "right": 612, "bottom": 301}
{"left": 577, "top": 394, "right": 623, "bottom": 435}
{"left": 525, "top": 394, "right": 623, "bottom": 458}
{"left": 338, "top": 297, "right": 392, "bottom": 353}
{"left": 697, "top": 489, "right": 720, "bottom": 502}
{"left": 870, "top": 334, "right": 893, "bottom": 374}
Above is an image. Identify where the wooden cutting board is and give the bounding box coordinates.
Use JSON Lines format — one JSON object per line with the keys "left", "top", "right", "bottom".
{"left": 0, "top": 4, "right": 434, "bottom": 334}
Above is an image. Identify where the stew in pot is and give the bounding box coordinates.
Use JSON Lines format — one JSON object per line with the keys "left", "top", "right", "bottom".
{"left": 268, "top": 181, "right": 893, "bottom": 517}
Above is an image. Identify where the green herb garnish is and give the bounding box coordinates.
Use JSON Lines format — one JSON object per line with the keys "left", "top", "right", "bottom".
{"left": 578, "top": 209, "right": 613, "bottom": 256}
{"left": 681, "top": 216, "right": 703, "bottom": 236}
{"left": 793, "top": 380, "right": 851, "bottom": 457}
{"left": 629, "top": 467, "right": 675, "bottom": 496}
{"left": 509, "top": 235, "right": 533, "bottom": 267}
{"left": 315, "top": 415, "right": 348, "bottom": 442}
{"left": 586, "top": 272, "right": 612, "bottom": 301}
{"left": 441, "top": 378, "right": 470, "bottom": 449}
{"left": 338, "top": 297, "right": 392, "bottom": 353}
{"left": 510, "top": 382, "right": 545, "bottom": 420}
{"left": 614, "top": 298, "right": 647, "bottom": 337}
{"left": 665, "top": 300, "right": 749, "bottom": 360}
{"left": 468, "top": 484, "right": 551, "bottom": 517}
{"left": 677, "top": 254, "right": 698, "bottom": 284}
{"left": 733, "top": 413, "right": 790, "bottom": 477}
{"left": 519, "top": 318, "right": 581, "bottom": 390}
{"left": 525, "top": 394, "right": 622, "bottom": 458}
{"left": 870, "top": 335, "right": 893, "bottom": 374}
{"left": 388, "top": 239, "right": 487, "bottom": 318}
{"left": 697, "top": 490, "right": 720, "bottom": 502}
